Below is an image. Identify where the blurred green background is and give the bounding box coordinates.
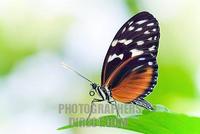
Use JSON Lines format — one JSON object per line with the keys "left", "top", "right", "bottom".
{"left": 0, "top": 0, "right": 200, "bottom": 134}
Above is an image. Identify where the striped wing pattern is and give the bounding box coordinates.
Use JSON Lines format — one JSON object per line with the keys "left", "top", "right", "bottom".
{"left": 101, "top": 11, "right": 160, "bottom": 102}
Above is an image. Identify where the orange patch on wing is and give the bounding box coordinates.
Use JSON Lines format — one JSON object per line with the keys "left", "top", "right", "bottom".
{"left": 111, "top": 67, "right": 153, "bottom": 103}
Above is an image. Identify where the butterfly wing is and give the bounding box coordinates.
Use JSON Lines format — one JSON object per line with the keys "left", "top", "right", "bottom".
{"left": 101, "top": 11, "right": 160, "bottom": 103}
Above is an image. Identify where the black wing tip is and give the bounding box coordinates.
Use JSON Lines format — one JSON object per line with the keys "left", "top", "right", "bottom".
{"left": 136, "top": 11, "right": 153, "bottom": 16}
{"left": 133, "top": 11, "right": 158, "bottom": 22}
{"left": 138, "top": 11, "right": 152, "bottom": 14}
{"left": 136, "top": 11, "right": 154, "bottom": 16}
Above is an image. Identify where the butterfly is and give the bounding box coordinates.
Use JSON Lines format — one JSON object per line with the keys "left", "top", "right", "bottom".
{"left": 62, "top": 11, "right": 160, "bottom": 119}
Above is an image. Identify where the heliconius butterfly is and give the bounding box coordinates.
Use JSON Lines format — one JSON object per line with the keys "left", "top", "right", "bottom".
{"left": 62, "top": 11, "right": 160, "bottom": 119}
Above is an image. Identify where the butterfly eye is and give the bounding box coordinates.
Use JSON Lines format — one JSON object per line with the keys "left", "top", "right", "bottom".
{"left": 89, "top": 90, "right": 95, "bottom": 96}
{"left": 91, "top": 83, "right": 97, "bottom": 89}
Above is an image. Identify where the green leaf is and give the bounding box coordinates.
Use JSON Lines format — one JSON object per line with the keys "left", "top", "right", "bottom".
{"left": 146, "top": 63, "right": 198, "bottom": 108}
{"left": 57, "top": 110, "right": 200, "bottom": 134}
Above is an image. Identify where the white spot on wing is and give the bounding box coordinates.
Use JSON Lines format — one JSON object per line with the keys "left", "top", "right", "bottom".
{"left": 154, "top": 36, "right": 157, "bottom": 40}
{"left": 148, "top": 37, "right": 153, "bottom": 41}
{"left": 138, "top": 57, "right": 146, "bottom": 61}
{"left": 130, "top": 49, "right": 144, "bottom": 57}
{"left": 122, "top": 27, "right": 126, "bottom": 33}
{"left": 135, "top": 27, "right": 142, "bottom": 32}
{"left": 118, "top": 39, "right": 126, "bottom": 43}
{"left": 129, "top": 21, "right": 133, "bottom": 25}
{"left": 108, "top": 54, "right": 124, "bottom": 62}
{"left": 144, "top": 30, "right": 150, "bottom": 34}
{"left": 124, "top": 39, "right": 133, "bottom": 45}
{"left": 147, "top": 23, "right": 154, "bottom": 26}
{"left": 136, "top": 41, "right": 144, "bottom": 45}
{"left": 148, "top": 62, "right": 153, "bottom": 65}
{"left": 117, "top": 39, "right": 133, "bottom": 45}
{"left": 136, "top": 20, "right": 148, "bottom": 25}
{"left": 149, "top": 45, "right": 156, "bottom": 51}
{"left": 128, "top": 26, "right": 134, "bottom": 31}
{"left": 152, "top": 28, "right": 157, "bottom": 32}
{"left": 111, "top": 40, "right": 118, "bottom": 47}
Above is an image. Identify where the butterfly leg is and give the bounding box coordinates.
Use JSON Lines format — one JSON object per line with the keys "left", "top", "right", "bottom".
{"left": 108, "top": 100, "right": 121, "bottom": 118}
{"left": 87, "top": 98, "right": 104, "bottom": 120}
{"left": 132, "top": 98, "right": 154, "bottom": 110}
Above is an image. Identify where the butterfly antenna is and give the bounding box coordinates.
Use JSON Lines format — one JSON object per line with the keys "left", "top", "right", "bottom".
{"left": 61, "top": 62, "right": 93, "bottom": 84}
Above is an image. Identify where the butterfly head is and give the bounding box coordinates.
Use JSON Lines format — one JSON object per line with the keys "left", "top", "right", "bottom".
{"left": 91, "top": 83, "right": 98, "bottom": 89}
{"left": 89, "top": 83, "right": 98, "bottom": 96}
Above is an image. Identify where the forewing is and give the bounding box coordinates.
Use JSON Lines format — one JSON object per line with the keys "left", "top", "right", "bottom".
{"left": 101, "top": 11, "right": 159, "bottom": 85}
{"left": 101, "top": 11, "right": 160, "bottom": 101}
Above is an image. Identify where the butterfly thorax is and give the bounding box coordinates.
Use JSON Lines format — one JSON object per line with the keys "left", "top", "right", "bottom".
{"left": 91, "top": 83, "right": 111, "bottom": 101}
